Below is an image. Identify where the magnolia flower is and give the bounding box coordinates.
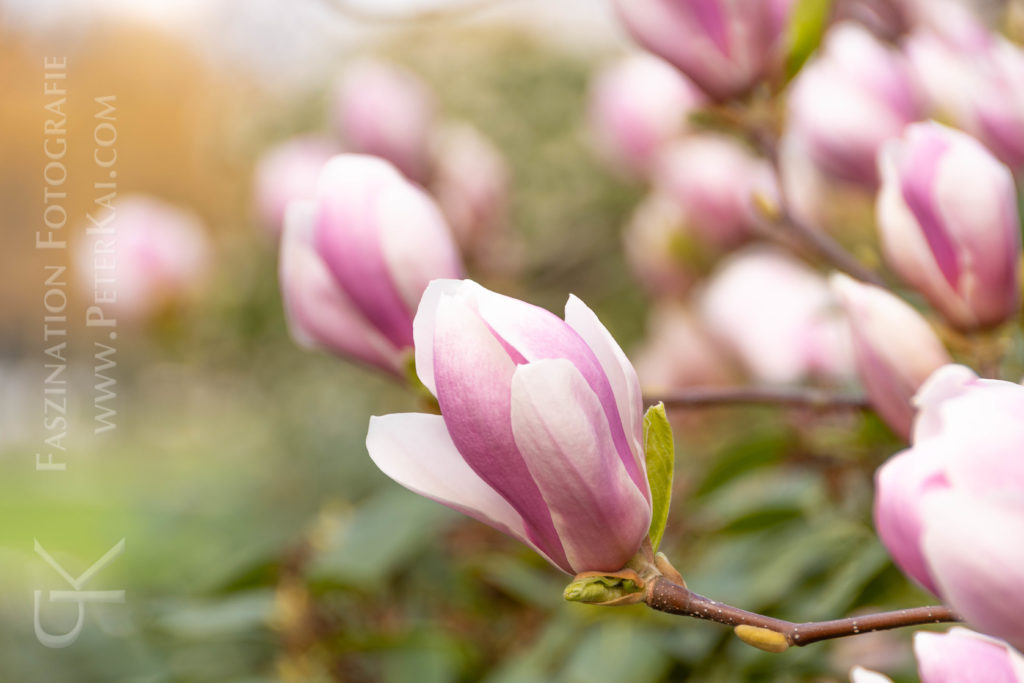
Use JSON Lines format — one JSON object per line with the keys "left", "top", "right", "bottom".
{"left": 831, "top": 274, "right": 951, "bottom": 439}
{"left": 252, "top": 135, "right": 337, "bottom": 235}
{"left": 613, "top": 0, "right": 794, "bottom": 101}
{"left": 279, "top": 155, "right": 463, "bottom": 376}
{"left": 75, "top": 195, "right": 209, "bottom": 322}
{"left": 787, "top": 23, "right": 920, "bottom": 187}
{"left": 699, "top": 248, "right": 855, "bottom": 385}
{"left": 330, "top": 59, "right": 435, "bottom": 183}
{"left": 367, "top": 280, "right": 652, "bottom": 574}
{"left": 633, "top": 303, "right": 736, "bottom": 392}
{"left": 623, "top": 193, "right": 700, "bottom": 297}
{"left": 877, "top": 122, "right": 1021, "bottom": 331}
{"left": 652, "top": 134, "right": 777, "bottom": 249}
{"left": 428, "top": 122, "right": 509, "bottom": 256}
{"left": 874, "top": 365, "right": 1024, "bottom": 651}
{"left": 850, "top": 628, "right": 1024, "bottom": 683}
{"left": 588, "top": 53, "right": 704, "bottom": 176}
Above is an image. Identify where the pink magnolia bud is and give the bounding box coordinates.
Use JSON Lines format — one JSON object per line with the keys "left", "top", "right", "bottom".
{"left": 330, "top": 59, "right": 435, "bottom": 183}
{"left": 653, "top": 134, "right": 777, "bottom": 248}
{"left": 877, "top": 122, "right": 1021, "bottom": 331}
{"left": 874, "top": 364, "right": 1024, "bottom": 651}
{"left": 367, "top": 280, "right": 652, "bottom": 574}
{"left": 902, "top": 11, "right": 992, "bottom": 126}
{"left": 623, "top": 193, "right": 700, "bottom": 297}
{"left": 831, "top": 274, "right": 951, "bottom": 440}
{"left": 915, "top": 628, "right": 1024, "bottom": 683}
{"left": 75, "top": 195, "right": 209, "bottom": 322}
{"left": 279, "top": 155, "right": 463, "bottom": 376}
{"left": 588, "top": 54, "right": 705, "bottom": 176}
{"left": 968, "top": 39, "right": 1024, "bottom": 170}
{"left": 903, "top": 5, "right": 1024, "bottom": 171}
{"left": 252, "top": 135, "right": 337, "bottom": 236}
{"left": 787, "top": 23, "right": 920, "bottom": 187}
{"left": 428, "top": 122, "right": 508, "bottom": 256}
{"left": 700, "top": 248, "right": 855, "bottom": 385}
{"left": 633, "top": 303, "right": 736, "bottom": 392}
{"left": 613, "top": 0, "right": 794, "bottom": 101}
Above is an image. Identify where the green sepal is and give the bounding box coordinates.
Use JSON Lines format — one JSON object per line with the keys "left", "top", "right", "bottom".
{"left": 643, "top": 403, "right": 674, "bottom": 552}
{"left": 784, "top": 0, "right": 832, "bottom": 80}
{"left": 563, "top": 575, "right": 642, "bottom": 604}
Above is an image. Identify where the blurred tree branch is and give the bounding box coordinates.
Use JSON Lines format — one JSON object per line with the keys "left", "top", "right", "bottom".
{"left": 646, "top": 386, "right": 870, "bottom": 410}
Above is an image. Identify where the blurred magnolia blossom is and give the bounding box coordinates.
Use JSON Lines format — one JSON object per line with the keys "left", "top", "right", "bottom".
{"left": 428, "top": 122, "right": 509, "bottom": 259}
{"left": 851, "top": 628, "right": 1024, "bottom": 682}
{"left": 587, "top": 53, "right": 704, "bottom": 177}
{"left": 899, "top": 0, "right": 998, "bottom": 49}
{"left": 613, "top": 0, "right": 794, "bottom": 101}
{"left": 75, "top": 195, "right": 210, "bottom": 322}
{"left": 622, "top": 193, "right": 701, "bottom": 297}
{"left": 632, "top": 303, "right": 736, "bottom": 392}
{"left": 874, "top": 365, "right": 1024, "bottom": 652}
{"left": 787, "top": 22, "right": 920, "bottom": 187}
{"left": 877, "top": 121, "right": 1021, "bottom": 331}
{"left": 367, "top": 279, "right": 652, "bottom": 575}
{"left": 252, "top": 135, "right": 338, "bottom": 236}
{"left": 652, "top": 134, "right": 777, "bottom": 249}
{"left": 699, "top": 248, "right": 855, "bottom": 385}
{"left": 831, "top": 274, "right": 951, "bottom": 440}
{"left": 279, "top": 154, "right": 463, "bottom": 377}
{"left": 330, "top": 58, "right": 436, "bottom": 183}
{"left": 904, "top": 7, "right": 1024, "bottom": 170}
{"left": 778, "top": 131, "right": 877, "bottom": 232}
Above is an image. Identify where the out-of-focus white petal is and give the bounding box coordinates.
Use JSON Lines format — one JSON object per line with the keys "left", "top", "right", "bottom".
{"left": 366, "top": 412, "right": 562, "bottom": 569}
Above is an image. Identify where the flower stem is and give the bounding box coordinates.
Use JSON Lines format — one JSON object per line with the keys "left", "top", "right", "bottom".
{"left": 645, "top": 386, "right": 870, "bottom": 410}
{"left": 645, "top": 577, "right": 959, "bottom": 649}
{"left": 771, "top": 204, "right": 888, "bottom": 288}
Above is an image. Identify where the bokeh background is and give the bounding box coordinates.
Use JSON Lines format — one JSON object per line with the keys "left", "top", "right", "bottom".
{"left": 0, "top": 1, "right": 993, "bottom": 680}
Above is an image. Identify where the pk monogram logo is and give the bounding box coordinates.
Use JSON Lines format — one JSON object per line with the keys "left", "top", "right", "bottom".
{"left": 33, "top": 539, "right": 126, "bottom": 648}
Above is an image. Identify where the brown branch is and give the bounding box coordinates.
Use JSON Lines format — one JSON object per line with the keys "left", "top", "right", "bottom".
{"left": 645, "top": 386, "right": 871, "bottom": 410}
{"left": 645, "top": 577, "right": 959, "bottom": 649}
{"left": 772, "top": 203, "right": 888, "bottom": 287}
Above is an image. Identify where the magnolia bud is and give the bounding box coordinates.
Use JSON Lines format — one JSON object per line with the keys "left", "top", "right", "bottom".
{"left": 253, "top": 136, "right": 337, "bottom": 236}
{"left": 330, "top": 59, "right": 435, "bottom": 183}
{"left": 876, "top": 121, "right": 1021, "bottom": 330}
{"left": 653, "top": 134, "right": 777, "bottom": 249}
{"left": 831, "top": 274, "right": 951, "bottom": 439}
{"left": 700, "top": 248, "right": 855, "bottom": 385}
{"left": 588, "top": 54, "right": 704, "bottom": 176}
{"left": 613, "top": 0, "right": 794, "bottom": 101}
{"left": 279, "top": 155, "right": 463, "bottom": 376}
{"left": 75, "top": 195, "right": 210, "bottom": 322}
{"left": 787, "top": 23, "right": 920, "bottom": 186}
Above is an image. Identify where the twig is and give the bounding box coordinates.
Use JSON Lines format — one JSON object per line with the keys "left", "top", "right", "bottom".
{"left": 773, "top": 203, "right": 887, "bottom": 287}
{"left": 645, "top": 386, "right": 871, "bottom": 410}
{"left": 645, "top": 577, "right": 959, "bottom": 650}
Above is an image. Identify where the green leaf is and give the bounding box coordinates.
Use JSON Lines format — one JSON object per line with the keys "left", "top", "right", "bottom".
{"left": 643, "top": 403, "right": 674, "bottom": 552}
{"left": 309, "top": 488, "right": 454, "bottom": 588}
{"left": 784, "top": 0, "right": 832, "bottom": 79}
{"left": 557, "top": 621, "right": 671, "bottom": 683}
